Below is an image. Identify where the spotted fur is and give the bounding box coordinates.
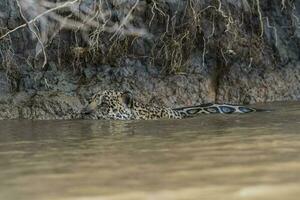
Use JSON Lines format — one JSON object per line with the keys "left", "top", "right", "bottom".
{"left": 82, "top": 90, "right": 260, "bottom": 120}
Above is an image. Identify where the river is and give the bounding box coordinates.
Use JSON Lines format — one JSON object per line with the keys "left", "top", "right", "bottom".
{"left": 0, "top": 102, "right": 300, "bottom": 200}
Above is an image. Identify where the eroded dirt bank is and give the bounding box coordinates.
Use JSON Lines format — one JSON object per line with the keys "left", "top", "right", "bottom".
{"left": 0, "top": 0, "right": 299, "bottom": 119}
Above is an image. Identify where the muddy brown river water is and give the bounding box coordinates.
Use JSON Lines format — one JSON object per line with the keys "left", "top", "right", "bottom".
{"left": 0, "top": 102, "right": 300, "bottom": 200}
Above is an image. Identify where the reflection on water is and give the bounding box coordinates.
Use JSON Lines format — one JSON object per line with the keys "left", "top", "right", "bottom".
{"left": 0, "top": 102, "right": 300, "bottom": 200}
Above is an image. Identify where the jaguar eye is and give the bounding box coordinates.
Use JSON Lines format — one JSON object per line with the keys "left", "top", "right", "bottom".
{"left": 100, "top": 102, "right": 109, "bottom": 107}
{"left": 88, "top": 97, "right": 95, "bottom": 103}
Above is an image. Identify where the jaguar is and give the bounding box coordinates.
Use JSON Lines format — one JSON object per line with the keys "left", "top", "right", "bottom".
{"left": 81, "top": 90, "right": 264, "bottom": 120}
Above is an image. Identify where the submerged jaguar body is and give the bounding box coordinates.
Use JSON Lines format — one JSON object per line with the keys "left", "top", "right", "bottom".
{"left": 82, "top": 90, "right": 260, "bottom": 120}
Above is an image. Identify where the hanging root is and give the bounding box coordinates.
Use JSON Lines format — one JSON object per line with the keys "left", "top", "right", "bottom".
{"left": 0, "top": 0, "right": 297, "bottom": 74}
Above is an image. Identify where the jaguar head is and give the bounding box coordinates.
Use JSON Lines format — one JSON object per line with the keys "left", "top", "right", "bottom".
{"left": 81, "top": 90, "right": 134, "bottom": 120}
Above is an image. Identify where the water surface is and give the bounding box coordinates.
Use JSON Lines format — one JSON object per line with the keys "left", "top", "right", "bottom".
{"left": 0, "top": 102, "right": 300, "bottom": 200}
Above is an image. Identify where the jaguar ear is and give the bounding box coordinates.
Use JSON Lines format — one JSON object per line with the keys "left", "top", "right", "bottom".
{"left": 121, "top": 91, "right": 133, "bottom": 108}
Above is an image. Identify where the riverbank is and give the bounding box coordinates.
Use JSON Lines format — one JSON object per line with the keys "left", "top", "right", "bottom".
{"left": 0, "top": 0, "right": 299, "bottom": 119}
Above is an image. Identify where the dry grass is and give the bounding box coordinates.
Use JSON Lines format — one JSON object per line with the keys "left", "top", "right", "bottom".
{"left": 0, "top": 0, "right": 297, "bottom": 75}
{"left": 0, "top": 28, "right": 17, "bottom": 76}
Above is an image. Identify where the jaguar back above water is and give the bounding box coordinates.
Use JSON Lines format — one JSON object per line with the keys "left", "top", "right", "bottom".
{"left": 82, "top": 90, "right": 266, "bottom": 120}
